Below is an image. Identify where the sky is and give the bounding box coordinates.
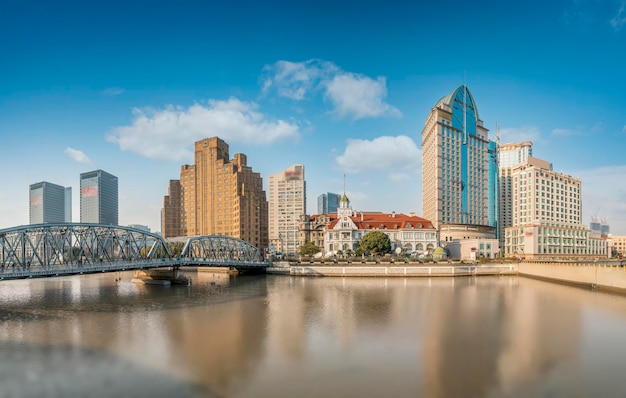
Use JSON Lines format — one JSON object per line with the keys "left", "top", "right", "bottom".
{"left": 1, "top": 0, "right": 625, "bottom": 234}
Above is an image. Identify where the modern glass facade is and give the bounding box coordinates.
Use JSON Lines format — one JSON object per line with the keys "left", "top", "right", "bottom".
{"left": 421, "top": 85, "right": 495, "bottom": 232}
{"left": 317, "top": 192, "right": 341, "bottom": 215}
{"left": 80, "top": 169, "right": 118, "bottom": 225}
{"left": 29, "top": 181, "right": 68, "bottom": 224}
{"left": 64, "top": 187, "right": 72, "bottom": 222}
{"left": 488, "top": 141, "right": 498, "bottom": 231}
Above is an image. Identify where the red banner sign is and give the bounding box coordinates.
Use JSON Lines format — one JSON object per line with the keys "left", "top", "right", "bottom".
{"left": 82, "top": 186, "right": 98, "bottom": 198}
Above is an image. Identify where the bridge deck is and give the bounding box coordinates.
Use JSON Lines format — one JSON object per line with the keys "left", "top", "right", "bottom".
{"left": 0, "top": 259, "right": 267, "bottom": 280}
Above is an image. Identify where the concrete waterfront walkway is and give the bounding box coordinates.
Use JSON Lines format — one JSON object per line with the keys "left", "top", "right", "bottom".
{"left": 266, "top": 262, "right": 517, "bottom": 277}
{"left": 267, "top": 260, "right": 626, "bottom": 294}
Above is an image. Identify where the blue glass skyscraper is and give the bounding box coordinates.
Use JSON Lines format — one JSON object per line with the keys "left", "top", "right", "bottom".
{"left": 421, "top": 85, "right": 497, "bottom": 240}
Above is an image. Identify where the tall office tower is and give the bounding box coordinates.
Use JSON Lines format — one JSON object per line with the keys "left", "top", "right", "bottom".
{"left": 64, "top": 187, "right": 72, "bottom": 222}
{"left": 498, "top": 141, "right": 533, "bottom": 249}
{"left": 505, "top": 156, "right": 588, "bottom": 257}
{"left": 487, "top": 140, "right": 498, "bottom": 230}
{"left": 80, "top": 169, "right": 118, "bottom": 225}
{"left": 29, "top": 181, "right": 68, "bottom": 224}
{"left": 167, "top": 137, "right": 268, "bottom": 251}
{"left": 421, "top": 85, "right": 495, "bottom": 241}
{"left": 317, "top": 192, "right": 341, "bottom": 214}
{"left": 269, "top": 164, "right": 306, "bottom": 257}
{"left": 161, "top": 180, "right": 183, "bottom": 238}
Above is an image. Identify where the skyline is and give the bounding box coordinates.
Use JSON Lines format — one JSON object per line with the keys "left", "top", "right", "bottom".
{"left": 1, "top": 1, "right": 625, "bottom": 234}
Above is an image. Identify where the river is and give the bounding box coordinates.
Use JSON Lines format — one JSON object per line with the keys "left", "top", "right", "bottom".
{"left": 1, "top": 271, "right": 626, "bottom": 397}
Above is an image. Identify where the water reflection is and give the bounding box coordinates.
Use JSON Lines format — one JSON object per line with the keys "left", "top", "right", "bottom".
{"left": 2, "top": 273, "right": 626, "bottom": 397}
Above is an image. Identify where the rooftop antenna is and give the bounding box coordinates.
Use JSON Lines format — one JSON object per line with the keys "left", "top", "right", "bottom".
{"left": 343, "top": 174, "right": 346, "bottom": 195}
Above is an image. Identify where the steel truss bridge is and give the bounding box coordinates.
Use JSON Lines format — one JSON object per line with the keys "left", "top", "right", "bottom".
{"left": 0, "top": 223, "right": 267, "bottom": 280}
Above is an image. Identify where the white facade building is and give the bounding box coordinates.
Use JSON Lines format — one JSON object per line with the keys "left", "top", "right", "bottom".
{"left": 498, "top": 141, "right": 533, "bottom": 249}
{"left": 324, "top": 195, "right": 438, "bottom": 256}
{"left": 504, "top": 157, "right": 607, "bottom": 259}
{"left": 268, "top": 164, "right": 306, "bottom": 257}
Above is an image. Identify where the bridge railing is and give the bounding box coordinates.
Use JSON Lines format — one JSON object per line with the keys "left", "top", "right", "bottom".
{"left": 0, "top": 258, "right": 182, "bottom": 279}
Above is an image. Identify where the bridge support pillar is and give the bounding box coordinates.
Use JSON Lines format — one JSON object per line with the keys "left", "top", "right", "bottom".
{"left": 132, "top": 269, "right": 190, "bottom": 285}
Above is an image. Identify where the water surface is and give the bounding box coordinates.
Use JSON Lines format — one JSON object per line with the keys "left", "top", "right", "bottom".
{"left": 1, "top": 272, "right": 626, "bottom": 397}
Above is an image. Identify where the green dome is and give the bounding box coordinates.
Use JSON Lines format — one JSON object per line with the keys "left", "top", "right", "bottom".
{"left": 432, "top": 246, "right": 446, "bottom": 255}
{"left": 340, "top": 194, "right": 349, "bottom": 203}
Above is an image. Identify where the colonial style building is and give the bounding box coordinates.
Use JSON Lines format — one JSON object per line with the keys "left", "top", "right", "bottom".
{"left": 323, "top": 195, "right": 437, "bottom": 256}
{"left": 299, "top": 213, "right": 335, "bottom": 251}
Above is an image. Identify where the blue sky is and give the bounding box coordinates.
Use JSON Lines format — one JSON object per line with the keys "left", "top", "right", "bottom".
{"left": 1, "top": 0, "right": 625, "bottom": 234}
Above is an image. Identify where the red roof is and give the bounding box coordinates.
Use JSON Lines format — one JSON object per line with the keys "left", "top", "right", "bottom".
{"left": 328, "top": 212, "right": 434, "bottom": 230}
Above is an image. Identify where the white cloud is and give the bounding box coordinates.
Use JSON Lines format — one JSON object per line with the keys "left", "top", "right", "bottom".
{"left": 499, "top": 126, "right": 542, "bottom": 145}
{"left": 262, "top": 59, "right": 336, "bottom": 100}
{"left": 611, "top": 2, "right": 626, "bottom": 31}
{"left": 262, "top": 59, "right": 400, "bottom": 120}
{"left": 335, "top": 135, "right": 420, "bottom": 174}
{"left": 106, "top": 97, "right": 300, "bottom": 161}
{"left": 64, "top": 147, "right": 92, "bottom": 165}
{"left": 325, "top": 74, "right": 401, "bottom": 120}
{"left": 103, "top": 87, "right": 125, "bottom": 96}
{"left": 575, "top": 164, "right": 626, "bottom": 234}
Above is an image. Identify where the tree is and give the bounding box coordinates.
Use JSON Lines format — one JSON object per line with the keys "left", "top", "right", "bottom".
{"left": 167, "top": 241, "right": 186, "bottom": 257}
{"left": 300, "top": 241, "right": 321, "bottom": 256}
{"left": 358, "top": 231, "right": 392, "bottom": 256}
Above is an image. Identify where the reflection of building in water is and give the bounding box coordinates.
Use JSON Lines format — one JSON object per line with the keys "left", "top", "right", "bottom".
{"left": 167, "top": 275, "right": 268, "bottom": 396}
{"left": 421, "top": 277, "right": 581, "bottom": 397}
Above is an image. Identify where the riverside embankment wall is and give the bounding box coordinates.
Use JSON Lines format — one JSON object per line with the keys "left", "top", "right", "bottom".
{"left": 518, "top": 261, "right": 626, "bottom": 292}
{"left": 267, "top": 263, "right": 517, "bottom": 277}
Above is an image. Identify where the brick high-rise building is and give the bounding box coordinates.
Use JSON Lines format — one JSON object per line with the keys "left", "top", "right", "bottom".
{"left": 161, "top": 180, "right": 182, "bottom": 237}
{"left": 161, "top": 137, "right": 268, "bottom": 252}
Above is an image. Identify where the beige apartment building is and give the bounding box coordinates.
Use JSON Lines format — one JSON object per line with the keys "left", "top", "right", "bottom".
{"left": 504, "top": 156, "right": 607, "bottom": 259}
{"left": 268, "top": 164, "right": 305, "bottom": 257}
{"left": 498, "top": 141, "right": 533, "bottom": 249}
{"left": 608, "top": 235, "right": 626, "bottom": 257}
{"left": 161, "top": 137, "right": 268, "bottom": 252}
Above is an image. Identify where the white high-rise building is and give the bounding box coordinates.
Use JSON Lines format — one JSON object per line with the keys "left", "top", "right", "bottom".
{"left": 504, "top": 157, "right": 606, "bottom": 259}
{"left": 498, "top": 141, "right": 533, "bottom": 248}
{"left": 268, "top": 164, "right": 306, "bottom": 257}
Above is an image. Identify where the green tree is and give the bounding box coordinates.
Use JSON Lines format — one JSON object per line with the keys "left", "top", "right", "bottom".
{"left": 300, "top": 241, "right": 321, "bottom": 256}
{"left": 358, "top": 231, "right": 392, "bottom": 256}
{"left": 167, "top": 241, "right": 186, "bottom": 257}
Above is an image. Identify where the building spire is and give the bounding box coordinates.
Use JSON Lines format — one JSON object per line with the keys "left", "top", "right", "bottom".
{"left": 340, "top": 174, "right": 349, "bottom": 206}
